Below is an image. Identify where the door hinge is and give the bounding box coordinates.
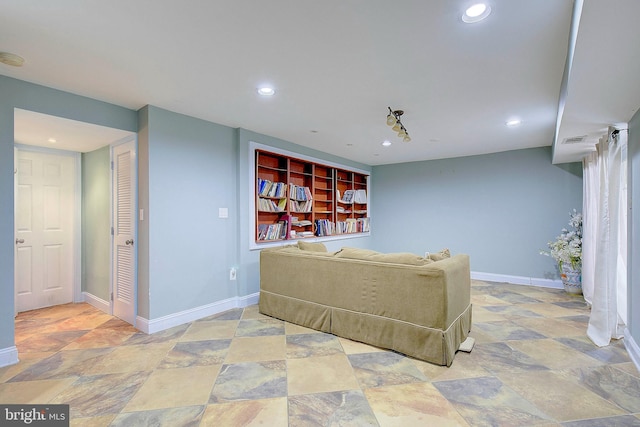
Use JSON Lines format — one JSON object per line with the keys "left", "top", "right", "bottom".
{"left": 111, "top": 227, "right": 114, "bottom": 236}
{"left": 111, "top": 292, "right": 114, "bottom": 301}
{"left": 111, "top": 161, "right": 114, "bottom": 170}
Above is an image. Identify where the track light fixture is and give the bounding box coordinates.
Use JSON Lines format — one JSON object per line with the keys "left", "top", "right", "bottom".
{"left": 386, "top": 107, "right": 411, "bottom": 142}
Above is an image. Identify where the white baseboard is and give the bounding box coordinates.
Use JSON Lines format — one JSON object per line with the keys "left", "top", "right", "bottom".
{"left": 136, "top": 292, "right": 260, "bottom": 334}
{"left": 238, "top": 292, "right": 260, "bottom": 307}
{"left": 471, "top": 271, "right": 563, "bottom": 289}
{"left": 0, "top": 346, "right": 19, "bottom": 368}
{"left": 624, "top": 328, "right": 640, "bottom": 373}
{"left": 82, "top": 292, "right": 111, "bottom": 314}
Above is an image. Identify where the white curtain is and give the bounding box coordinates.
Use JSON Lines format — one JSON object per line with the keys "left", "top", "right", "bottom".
{"left": 584, "top": 128, "right": 628, "bottom": 347}
{"left": 582, "top": 150, "right": 598, "bottom": 304}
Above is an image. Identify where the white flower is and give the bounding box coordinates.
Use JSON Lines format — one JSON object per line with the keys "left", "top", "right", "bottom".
{"left": 540, "top": 210, "right": 582, "bottom": 270}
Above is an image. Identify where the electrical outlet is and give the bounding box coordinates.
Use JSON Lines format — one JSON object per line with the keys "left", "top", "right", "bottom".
{"left": 229, "top": 268, "right": 237, "bottom": 281}
{"left": 425, "top": 251, "right": 430, "bottom": 259}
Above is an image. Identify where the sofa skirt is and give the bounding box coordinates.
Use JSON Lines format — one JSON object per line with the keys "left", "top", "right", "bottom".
{"left": 259, "top": 290, "right": 472, "bottom": 366}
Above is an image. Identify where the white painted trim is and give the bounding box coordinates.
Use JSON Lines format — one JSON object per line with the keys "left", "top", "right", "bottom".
{"left": 73, "top": 153, "right": 82, "bottom": 303}
{"left": 14, "top": 147, "right": 18, "bottom": 317}
{"left": 471, "top": 271, "right": 563, "bottom": 289}
{"left": 136, "top": 292, "right": 260, "bottom": 334}
{"left": 82, "top": 292, "right": 110, "bottom": 314}
{"left": 624, "top": 328, "right": 640, "bottom": 373}
{"left": 238, "top": 292, "right": 260, "bottom": 307}
{"left": 250, "top": 141, "right": 370, "bottom": 175}
{"left": 0, "top": 346, "right": 19, "bottom": 368}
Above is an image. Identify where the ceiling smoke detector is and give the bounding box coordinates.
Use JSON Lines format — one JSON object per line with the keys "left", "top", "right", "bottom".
{"left": 0, "top": 52, "right": 25, "bottom": 67}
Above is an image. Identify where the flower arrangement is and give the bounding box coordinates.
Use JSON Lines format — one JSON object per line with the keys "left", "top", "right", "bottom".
{"left": 540, "top": 210, "right": 583, "bottom": 270}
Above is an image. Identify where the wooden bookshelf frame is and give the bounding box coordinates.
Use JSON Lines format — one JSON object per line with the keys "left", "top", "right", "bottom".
{"left": 250, "top": 142, "right": 370, "bottom": 248}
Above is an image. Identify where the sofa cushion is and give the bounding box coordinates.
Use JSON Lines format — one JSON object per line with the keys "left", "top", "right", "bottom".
{"left": 428, "top": 248, "right": 451, "bottom": 261}
{"left": 278, "top": 245, "right": 302, "bottom": 253}
{"left": 334, "top": 247, "right": 379, "bottom": 259}
{"left": 335, "top": 247, "right": 432, "bottom": 266}
{"left": 298, "top": 241, "right": 328, "bottom": 252}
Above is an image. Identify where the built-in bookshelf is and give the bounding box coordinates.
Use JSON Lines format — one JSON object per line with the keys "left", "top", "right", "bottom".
{"left": 336, "top": 169, "right": 369, "bottom": 235}
{"left": 255, "top": 149, "right": 369, "bottom": 243}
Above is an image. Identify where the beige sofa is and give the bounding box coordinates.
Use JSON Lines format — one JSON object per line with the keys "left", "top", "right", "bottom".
{"left": 258, "top": 242, "right": 472, "bottom": 366}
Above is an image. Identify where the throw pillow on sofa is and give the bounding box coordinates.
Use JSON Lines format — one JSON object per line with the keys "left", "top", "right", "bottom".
{"left": 297, "top": 241, "right": 328, "bottom": 252}
{"left": 335, "top": 247, "right": 432, "bottom": 266}
{"left": 428, "top": 248, "right": 451, "bottom": 261}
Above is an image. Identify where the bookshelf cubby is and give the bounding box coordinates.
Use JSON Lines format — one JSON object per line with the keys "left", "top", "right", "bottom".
{"left": 255, "top": 149, "right": 369, "bottom": 243}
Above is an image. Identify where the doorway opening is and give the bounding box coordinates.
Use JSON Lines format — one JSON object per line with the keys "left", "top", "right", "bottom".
{"left": 13, "top": 108, "right": 137, "bottom": 326}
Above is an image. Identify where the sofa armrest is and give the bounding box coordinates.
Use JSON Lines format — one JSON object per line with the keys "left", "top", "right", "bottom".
{"left": 419, "top": 254, "right": 471, "bottom": 328}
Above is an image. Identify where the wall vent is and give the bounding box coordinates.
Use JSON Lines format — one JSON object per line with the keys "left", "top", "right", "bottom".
{"left": 561, "top": 136, "right": 589, "bottom": 144}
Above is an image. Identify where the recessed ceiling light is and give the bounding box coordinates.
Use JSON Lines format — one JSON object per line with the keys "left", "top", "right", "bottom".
{"left": 381, "top": 140, "right": 392, "bottom": 147}
{"left": 462, "top": 3, "right": 491, "bottom": 23}
{"left": 47, "top": 138, "right": 57, "bottom": 143}
{"left": 0, "top": 52, "right": 25, "bottom": 67}
{"left": 506, "top": 119, "right": 522, "bottom": 127}
{"left": 257, "top": 86, "right": 275, "bottom": 96}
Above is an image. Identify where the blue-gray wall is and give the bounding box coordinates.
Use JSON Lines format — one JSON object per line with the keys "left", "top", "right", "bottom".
{"left": 629, "top": 110, "right": 640, "bottom": 352}
{"left": 371, "top": 147, "right": 583, "bottom": 280}
{"left": 0, "top": 75, "right": 137, "bottom": 353}
{"left": 140, "top": 106, "right": 238, "bottom": 319}
{"left": 82, "top": 146, "right": 111, "bottom": 301}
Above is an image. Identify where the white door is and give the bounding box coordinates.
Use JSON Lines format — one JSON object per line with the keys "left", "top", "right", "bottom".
{"left": 15, "top": 150, "right": 75, "bottom": 312}
{"left": 112, "top": 139, "right": 137, "bottom": 325}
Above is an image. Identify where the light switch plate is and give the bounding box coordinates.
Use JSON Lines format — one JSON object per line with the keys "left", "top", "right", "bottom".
{"left": 219, "top": 208, "right": 229, "bottom": 218}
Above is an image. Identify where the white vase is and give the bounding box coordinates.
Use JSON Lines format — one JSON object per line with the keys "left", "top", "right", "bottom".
{"left": 560, "top": 264, "right": 582, "bottom": 295}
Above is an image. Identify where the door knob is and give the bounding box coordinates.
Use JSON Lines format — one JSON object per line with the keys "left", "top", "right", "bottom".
{"left": 125, "top": 239, "right": 134, "bottom": 246}
{"left": 15, "top": 238, "right": 25, "bottom": 244}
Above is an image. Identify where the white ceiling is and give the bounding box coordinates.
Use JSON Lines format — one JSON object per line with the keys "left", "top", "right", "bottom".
{"left": 1, "top": 0, "right": 639, "bottom": 165}
{"left": 14, "top": 109, "right": 133, "bottom": 153}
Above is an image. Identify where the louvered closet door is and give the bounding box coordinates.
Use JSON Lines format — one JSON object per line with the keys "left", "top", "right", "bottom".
{"left": 112, "top": 139, "right": 137, "bottom": 325}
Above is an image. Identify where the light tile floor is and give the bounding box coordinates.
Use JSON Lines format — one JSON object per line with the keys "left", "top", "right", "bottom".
{"left": 2, "top": 280, "right": 640, "bottom": 426}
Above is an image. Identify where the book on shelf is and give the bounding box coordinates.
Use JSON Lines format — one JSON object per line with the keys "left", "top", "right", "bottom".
{"left": 337, "top": 189, "right": 354, "bottom": 204}
{"left": 357, "top": 217, "right": 370, "bottom": 232}
{"left": 257, "top": 223, "right": 281, "bottom": 240}
{"left": 336, "top": 217, "right": 370, "bottom": 234}
{"left": 291, "top": 219, "right": 313, "bottom": 227}
{"left": 336, "top": 218, "right": 357, "bottom": 234}
{"left": 257, "top": 214, "right": 293, "bottom": 242}
{"left": 258, "top": 197, "right": 286, "bottom": 212}
{"left": 257, "top": 223, "right": 268, "bottom": 240}
{"left": 257, "top": 178, "right": 287, "bottom": 198}
{"left": 289, "top": 199, "right": 312, "bottom": 213}
{"left": 257, "top": 222, "right": 285, "bottom": 241}
{"left": 336, "top": 206, "right": 351, "bottom": 214}
{"left": 289, "top": 184, "right": 312, "bottom": 201}
{"left": 314, "top": 219, "right": 335, "bottom": 237}
{"left": 278, "top": 214, "right": 291, "bottom": 240}
{"left": 354, "top": 189, "right": 367, "bottom": 204}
